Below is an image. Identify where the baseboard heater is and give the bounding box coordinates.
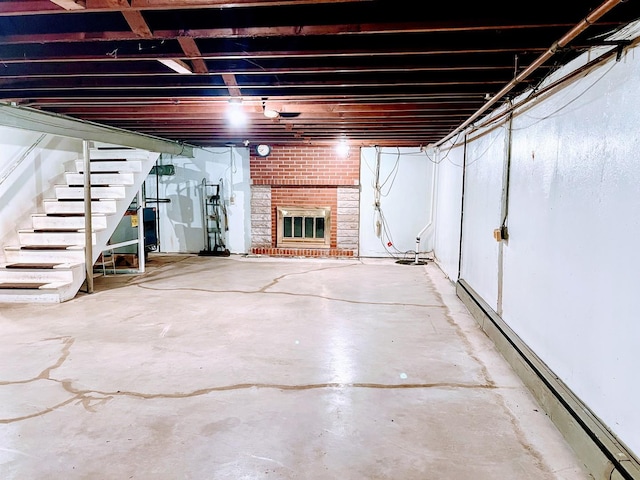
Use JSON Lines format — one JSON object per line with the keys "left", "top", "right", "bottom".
{"left": 456, "top": 279, "right": 640, "bottom": 480}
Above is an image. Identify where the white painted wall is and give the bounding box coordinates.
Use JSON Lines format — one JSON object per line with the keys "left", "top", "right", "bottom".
{"left": 433, "top": 42, "right": 640, "bottom": 456}
{"left": 459, "top": 125, "right": 507, "bottom": 310}
{"left": 0, "top": 127, "right": 82, "bottom": 261}
{"left": 148, "top": 146, "right": 251, "bottom": 254}
{"left": 359, "top": 147, "right": 434, "bottom": 257}
{"left": 432, "top": 143, "right": 464, "bottom": 281}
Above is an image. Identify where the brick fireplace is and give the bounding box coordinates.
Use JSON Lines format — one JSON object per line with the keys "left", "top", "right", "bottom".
{"left": 250, "top": 145, "right": 360, "bottom": 257}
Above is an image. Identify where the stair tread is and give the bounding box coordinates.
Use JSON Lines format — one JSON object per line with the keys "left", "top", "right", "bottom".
{"left": 45, "top": 198, "right": 115, "bottom": 201}
{"left": 20, "top": 245, "right": 75, "bottom": 250}
{"left": 89, "top": 158, "right": 128, "bottom": 162}
{"left": 0, "top": 282, "right": 48, "bottom": 289}
{"left": 19, "top": 228, "right": 89, "bottom": 233}
{"left": 34, "top": 213, "right": 84, "bottom": 217}
{"left": 5, "top": 263, "right": 63, "bottom": 269}
{"left": 35, "top": 213, "right": 106, "bottom": 217}
{"left": 67, "top": 184, "right": 114, "bottom": 187}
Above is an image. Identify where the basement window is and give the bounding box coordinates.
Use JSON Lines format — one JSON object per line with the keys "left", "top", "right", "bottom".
{"left": 277, "top": 206, "right": 331, "bottom": 248}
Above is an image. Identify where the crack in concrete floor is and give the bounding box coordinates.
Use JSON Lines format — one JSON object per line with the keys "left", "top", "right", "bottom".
{"left": 0, "top": 257, "right": 588, "bottom": 479}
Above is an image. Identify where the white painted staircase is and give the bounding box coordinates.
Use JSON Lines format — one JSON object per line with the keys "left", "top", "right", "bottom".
{"left": 0, "top": 146, "right": 160, "bottom": 303}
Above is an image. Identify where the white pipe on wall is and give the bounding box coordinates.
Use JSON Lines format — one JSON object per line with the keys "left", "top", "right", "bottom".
{"left": 414, "top": 152, "right": 438, "bottom": 263}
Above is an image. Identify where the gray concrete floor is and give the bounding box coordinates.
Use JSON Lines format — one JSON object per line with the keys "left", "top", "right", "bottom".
{"left": 0, "top": 254, "right": 590, "bottom": 480}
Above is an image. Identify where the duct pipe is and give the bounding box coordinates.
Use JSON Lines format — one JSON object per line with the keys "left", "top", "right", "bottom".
{"left": 83, "top": 140, "right": 94, "bottom": 294}
{"left": 435, "top": 0, "right": 625, "bottom": 148}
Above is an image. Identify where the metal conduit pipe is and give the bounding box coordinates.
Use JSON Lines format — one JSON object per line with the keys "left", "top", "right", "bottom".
{"left": 434, "top": 0, "right": 625, "bottom": 148}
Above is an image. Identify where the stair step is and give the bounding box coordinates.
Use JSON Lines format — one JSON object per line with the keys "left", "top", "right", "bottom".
{"left": 33, "top": 229, "right": 85, "bottom": 232}
{"left": 4, "top": 245, "right": 85, "bottom": 264}
{"left": 32, "top": 213, "right": 108, "bottom": 231}
{"left": 54, "top": 185, "right": 126, "bottom": 200}
{"left": 89, "top": 148, "right": 151, "bottom": 160}
{"left": 75, "top": 159, "right": 142, "bottom": 173}
{"left": 43, "top": 199, "right": 117, "bottom": 214}
{"left": 0, "top": 282, "right": 48, "bottom": 289}
{"left": 0, "top": 280, "right": 76, "bottom": 303}
{"left": 18, "top": 230, "right": 96, "bottom": 246}
{"left": 5, "top": 263, "right": 62, "bottom": 269}
{"left": 0, "top": 262, "right": 79, "bottom": 283}
{"left": 65, "top": 172, "right": 135, "bottom": 186}
{"left": 19, "top": 245, "right": 80, "bottom": 250}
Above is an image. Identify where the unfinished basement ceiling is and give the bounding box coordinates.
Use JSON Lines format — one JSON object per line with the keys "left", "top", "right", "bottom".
{"left": 0, "top": 0, "right": 639, "bottom": 148}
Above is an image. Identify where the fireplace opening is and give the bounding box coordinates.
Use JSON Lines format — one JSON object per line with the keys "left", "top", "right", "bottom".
{"left": 277, "top": 206, "right": 331, "bottom": 248}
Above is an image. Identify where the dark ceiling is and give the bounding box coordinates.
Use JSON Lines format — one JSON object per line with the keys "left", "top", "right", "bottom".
{"left": 1, "top": 0, "right": 639, "bottom": 149}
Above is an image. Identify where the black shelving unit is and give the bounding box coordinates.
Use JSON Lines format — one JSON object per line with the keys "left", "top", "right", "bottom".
{"left": 198, "top": 179, "right": 230, "bottom": 257}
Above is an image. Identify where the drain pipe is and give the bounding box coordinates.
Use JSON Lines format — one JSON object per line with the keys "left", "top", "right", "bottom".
{"left": 434, "top": 0, "right": 625, "bottom": 148}
{"left": 414, "top": 154, "right": 438, "bottom": 264}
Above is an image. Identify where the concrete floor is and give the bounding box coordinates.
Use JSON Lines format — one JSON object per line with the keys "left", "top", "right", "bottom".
{"left": 0, "top": 254, "right": 590, "bottom": 480}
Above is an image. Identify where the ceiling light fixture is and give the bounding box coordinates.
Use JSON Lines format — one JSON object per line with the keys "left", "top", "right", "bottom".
{"left": 335, "top": 140, "right": 350, "bottom": 157}
{"left": 227, "top": 98, "right": 247, "bottom": 127}
{"left": 157, "top": 58, "right": 193, "bottom": 75}
{"left": 261, "top": 99, "right": 279, "bottom": 119}
{"left": 263, "top": 108, "right": 280, "bottom": 119}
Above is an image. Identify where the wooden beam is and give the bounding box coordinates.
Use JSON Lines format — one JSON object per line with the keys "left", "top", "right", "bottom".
{"left": 221, "top": 74, "right": 241, "bottom": 97}
{"left": 177, "top": 37, "right": 209, "bottom": 74}
{"left": 0, "top": 0, "right": 374, "bottom": 16}
{"left": 91, "top": 0, "right": 129, "bottom": 6}
{"left": 0, "top": 22, "right": 576, "bottom": 44}
{"left": 129, "top": 0, "right": 372, "bottom": 7}
{"left": 121, "top": 10, "right": 153, "bottom": 38}
{"left": 50, "top": 0, "right": 86, "bottom": 9}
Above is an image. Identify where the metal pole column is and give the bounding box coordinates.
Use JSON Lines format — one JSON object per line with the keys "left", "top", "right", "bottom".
{"left": 83, "top": 140, "right": 94, "bottom": 293}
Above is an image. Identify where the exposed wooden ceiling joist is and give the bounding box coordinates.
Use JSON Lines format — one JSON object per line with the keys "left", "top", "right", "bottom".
{"left": 121, "top": 10, "right": 153, "bottom": 38}
{"left": 0, "top": 21, "right": 585, "bottom": 45}
{"left": 1, "top": 0, "right": 375, "bottom": 16}
{"left": 177, "top": 37, "right": 209, "bottom": 74}
{"left": 1, "top": 0, "right": 638, "bottom": 148}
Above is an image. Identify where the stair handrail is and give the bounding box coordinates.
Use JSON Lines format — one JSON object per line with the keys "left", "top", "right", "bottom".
{"left": 0, "top": 134, "right": 47, "bottom": 188}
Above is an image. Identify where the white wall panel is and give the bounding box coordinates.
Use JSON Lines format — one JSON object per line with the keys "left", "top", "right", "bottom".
{"left": 359, "top": 147, "right": 434, "bottom": 257}
{"left": 432, "top": 144, "right": 465, "bottom": 281}
{"left": 152, "top": 147, "right": 250, "bottom": 254}
{"left": 501, "top": 51, "right": 640, "bottom": 455}
{"left": 433, "top": 46, "right": 640, "bottom": 457}
{"left": 459, "top": 126, "right": 506, "bottom": 310}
